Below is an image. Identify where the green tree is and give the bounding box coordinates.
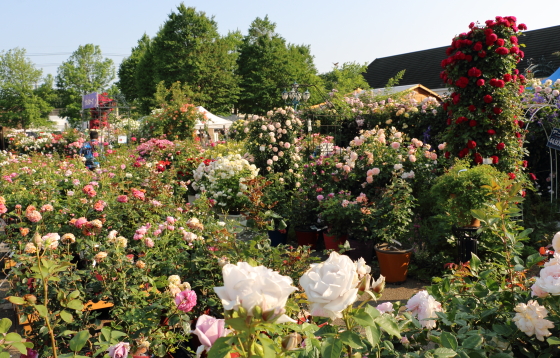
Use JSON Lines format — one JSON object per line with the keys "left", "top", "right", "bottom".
{"left": 236, "top": 16, "right": 322, "bottom": 115}
{"left": 117, "top": 34, "right": 151, "bottom": 104}
{"left": 320, "top": 62, "right": 371, "bottom": 95}
{"left": 56, "top": 44, "right": 115, "bottom": 126}
{"left": 149, "top": 4, "right": 240, "bottom": 115}
{"left": 0, "top": 48, "right": 52, "bottom": 128}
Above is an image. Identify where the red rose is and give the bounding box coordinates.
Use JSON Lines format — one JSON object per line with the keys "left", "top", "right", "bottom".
{"left": 529, "top": 173, "right": 537, "bottom": 181}
{"left": 468, "top": 105, "right": 477, "bottom": 112}
{"left": 522, "top": 160, "right": 528, "bottom": 167}
{"left": 495, "top": 47, "right": 509, "bottom": 55}
{"left": 484, "top": 27, "right": 494, "bottom": 35}
{"left": 446, "top": 47, "right": 454, "bottom": 56}
{"left": 493, "top": 107, "right": 503, "bottom": 115}
{"left": 522, "top": 190, "right": 526, "bottom": 198}
{"left": 455, "top": 77, "right": 469, "bottom": 88}
{"left": 496, "top": 142, "right": 505, "bottom": 150}
{"left": 465, "top": 55, "right": 473, "bottom": 62}
{"left": 445, "top": 151, "right": 450, "bottom": 159}
{"left": 473, "top": 42, "right": 483, "bottom": 51}
{"left": 469, "top": 120, "right": 478, "bottom": 127}
{"left": 467, "top": 140, "right": 477, "bottom": 149}
{"left": 486, "top": 33, "right": 498, "bottom": 45}
{"left": 476, "top": 79, "right": 485, "bottom": 86}
{"left": 519, "top": 23, "right": 527, "bottom": 30}
{"left": 508, "top": 172, "right": 516, "bottom": 180}
{"left": 458, "top": 148, "right": 470, "bottom": 158}
{"left": 495, "top": 80, "right": 505, "bottom": 88}
{"left": 451, "top": 92, "right": 460, "bottom": 104}
{"left": 496, "top": 38, "right": 505, "bottom": 46}
{"left": 474, "top": 153, "right": 483, "bottom": 164}
{"left": 487, "top": 129, "right": 496, "bottom": 135}
{"left": 456, "top": 116, "right": 467, "bottom": 124}
{"left": 514, "top": 69, "right": 519, "bottom": 75}
{"left": 518, "top": 120, "right": 525, "bottom": 128}
{"left": 491, "top": 155, "right": 499, "bottom": 164}
{"left": 519, "top": 85, "right": 525, "bottom": 94}
{"left": 510, "top": 46, "right": 519, "bottom": 54}
{"left": 447, "top": 118, "right": 452, "bottom": 125}
{"left": 515, "top": 132, "right": 522, "bottom": 138}
{"left": 469, "top": 22, "right": 475, "bottom": 29}
{"left": 467, "top": 67, "right": 482, "bottom": 77}
{"left": 483, "top": 95, "right": 493, "bottom": 103}
{"left": 519, "top": 50, "right": 525, "bottom": 58}
{"left": 503, "top": 74, "right": 512, "bottom": 82}
{"left": 478, "top": 51, "right": 487, "bottom": 58}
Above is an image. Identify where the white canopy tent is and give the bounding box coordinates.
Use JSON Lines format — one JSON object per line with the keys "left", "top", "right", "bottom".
{"left": 194, "top": 106, "right": 233, "bottom": 129}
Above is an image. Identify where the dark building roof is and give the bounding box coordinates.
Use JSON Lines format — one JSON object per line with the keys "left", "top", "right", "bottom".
{"left": 363, "top": 24, "right": 560, "bottom": 89}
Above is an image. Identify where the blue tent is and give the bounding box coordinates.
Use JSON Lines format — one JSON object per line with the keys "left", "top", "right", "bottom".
{"left": 542, "top": 67, "right": 560, "bottom": 83}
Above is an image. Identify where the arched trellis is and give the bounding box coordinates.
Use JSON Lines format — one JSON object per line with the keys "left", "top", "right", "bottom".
{"left": 524, "top": 100, "right": 560, "bottom": 203}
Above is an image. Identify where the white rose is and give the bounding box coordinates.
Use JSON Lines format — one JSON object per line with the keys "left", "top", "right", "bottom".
{"left": 354, "top": 258, "right": 371, "bottom": 277}
{"left": 214, "top": 262, "right": 297, "bottom": 323}
{"left": 406, "top": 290, "right": 442, "bottom": 329}
{"left": 552, "top": 232, "right": 560, "bottom": 252}
{"left": 513, "top": 300, "right": 554, "bottom": 341}
{"left": 535, "top": 265, "right": 560, "bottom": 295}
{"left": 299, "top": 252, "right": 359, "bottom": 319}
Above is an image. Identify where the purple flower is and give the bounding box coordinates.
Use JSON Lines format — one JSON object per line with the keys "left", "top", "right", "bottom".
{"left": 107, "top": 342, "right": 130, "bottom": 358}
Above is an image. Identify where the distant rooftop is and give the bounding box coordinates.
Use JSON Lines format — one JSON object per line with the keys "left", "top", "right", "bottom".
{"left": 363, "top": 24, "right": 560, "bottom": 89}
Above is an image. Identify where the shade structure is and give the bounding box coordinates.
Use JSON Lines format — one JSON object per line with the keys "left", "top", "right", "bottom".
{"left": 194, "top": 106, "right": 232, "bottom": 129}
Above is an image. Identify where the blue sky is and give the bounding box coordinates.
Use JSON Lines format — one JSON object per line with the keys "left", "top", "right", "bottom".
{"left": 1, "top": 0, "right": 559, "bottom": 81}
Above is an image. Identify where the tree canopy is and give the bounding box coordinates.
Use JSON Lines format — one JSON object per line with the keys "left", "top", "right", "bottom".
{"left": 0, "top": 48, "right": 52, "bottom": 128}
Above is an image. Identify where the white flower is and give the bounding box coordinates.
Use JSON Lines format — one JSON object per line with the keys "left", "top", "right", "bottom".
{"left": 534, "top": 264, "right": 560, "bottom": 294}
{"left": 513, "top": 300, "right": 554, "bottom": 341}
{"left": 354, "top": 258, "right": 371, "bottom": 277}
{"left": 299, "top": 252, "right": 359, "bottom": 319}
{"left": 394, "top": 164, "right": 403, "bottom": 170}
{"left": 214, "top": 262, "right": 297, "bottom": 323}
{"left": 406, "top": 290, "right": 442, "bottom": 329}
{"left": 552, "top": 232, "right": 560, "bottom": 252}
{"left": 168, "top": 275, "right": 181, "bottom": 286}
{"left": 376, "top": 302, "right": 394, "bottom": 314}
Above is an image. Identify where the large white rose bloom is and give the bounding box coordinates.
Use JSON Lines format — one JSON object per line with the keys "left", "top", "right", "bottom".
{"left": 552, "top": 231, "right": 560, "bottom": 253}
{"left": 214, "top": 262, "right": 297, "bottom": 323}
{"left": 534, "top": 264, "right": 560, "bottom": 295}
{"left": 406, "top": 290, "right": 442, "bottom": 329}
{"left": 513, "top": 300, "right": 554, "bottom": 341}
{"left": 299, "top": 252, "right": 359, "bottom": 319}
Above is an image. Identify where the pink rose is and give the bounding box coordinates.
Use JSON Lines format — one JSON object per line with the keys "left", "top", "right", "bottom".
{"left": 107, "top": 342, "right": 130, "bottom": 358}
{"left": 144, "top": 237, "right": 154, "bottom": 248}
{"left": 376, "top": 302, "right": 394, "bottom": 314}
{"left": 408, "top": 155, "right": 417, "bottom": 163}
{"left": 74, "top": 217, "right": 88, "bottom": 229}
{"left": 391, "top": 142, "right": 400, "bottom": 149}
{"left": 117, "top": 195, "right": 128, "bottom": 203}
{"left": 531, "top": 283, "right": 549, "bottom": 298}
{"left": 193, "top": 315, "right": 230, "bottom": 352}
{"left": 175, "top": 289, "right": 197, "bottom": 312}
{"left": 371, "top": 168, "right": 380, "bottom": 176}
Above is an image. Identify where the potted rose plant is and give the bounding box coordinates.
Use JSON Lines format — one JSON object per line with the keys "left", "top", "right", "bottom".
{"left": 316, "top": 191, "right": 360, "bottom": 250}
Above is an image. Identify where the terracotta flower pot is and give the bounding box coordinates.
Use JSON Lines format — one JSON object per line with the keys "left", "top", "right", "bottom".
{"left": 295, "top": 228, "right": 318, "bottom": 249}
{"left": 374, "top": 243, "right": 413, "bottom": 283}
{"left": 322, "top": 232, "right": 347, "bottom": 251}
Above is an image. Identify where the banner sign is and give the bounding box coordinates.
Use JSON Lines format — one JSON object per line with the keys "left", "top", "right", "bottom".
{"left": 82, "top": 92, "right": 98, "bottom": 109}
{"left": 117, "top": 136, "right": 127, "bottom": 144}
{"left": 546, "top": 128, "right": 560, "bottom": 151}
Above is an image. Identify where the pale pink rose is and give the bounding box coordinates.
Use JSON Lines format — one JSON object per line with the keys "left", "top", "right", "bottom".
{"left": 192, "top": 315, "right": 230, "bottom": 352}
{"left": 430, "top": 153, "right": 438, "bottom": 160}
{"left": 41, "top": 204, "right": 54, "bottom": 212}
{"left": 74, "top": 217, "right": 88, "bottom": 229}
{"left": 406, "top": 290, "right": 442, "bottom": 329}
{"left": 366, "top": 176, "right": 373, "bottom": 184}
{"left": 438, "top": 143, "right": 446, "bottom": 151}
{"left": 167, "top": 216, "right": 175, "bottom": 224}
{"left": 342, "top": 165, "right": 351, "bottom": 173}
{"left": 317, "top": 195, "right": 324, "bottom": 201}
{"left": 535, "top": 264, "right": 560, "bottom": 295}
{"left": 120, "top": 164, "right": 126, "bottom": 170}
{"left": 175, "top": 289, "right": 197, "bottom": 312}
{"left": 107, "top": 342, "right": 130, "bottom": 358}
{"left": 0, "top": 204, "right": 7, "bottom": 214}
{"left": 26, "top": 210, "right": 42, "bottom": 223}
{"left": 552, "top": 232, "right": 560, "bottom": 252}
{"left": 513, "top": 300, "right": 554, "bottom": 341}
{"left": 531, "top": 283, "right": 549, "bottom": 298}
{"left": 144, "top": 237, "right": 155, "bottom": 248}
{"left": 376, "top": 302, "right": 394, "bottom": 314}
{"left": 371, "top": 168, "right": 380, "bottom": 176}
{"left": 284, "top": 142, "right": 291, "bottom": 149}
{"left": 391, "top": 142, "right": 400, "bottom": 149}
{"left": 408, "top": 155, "right": 417, "bottom": 163}
{"left": 335, "top": 163, "right": 343, "bottom": 169}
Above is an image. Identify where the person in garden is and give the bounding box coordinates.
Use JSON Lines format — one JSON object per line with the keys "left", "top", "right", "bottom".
{"left": 80, "top": 131, "right": 100, "bottom": 170}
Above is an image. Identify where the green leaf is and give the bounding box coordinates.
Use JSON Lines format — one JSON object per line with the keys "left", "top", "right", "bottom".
{"left": 10, "top": 342, "right": 27, "bottom": 354}
{"left": 66, "top": 299, "right": 83, "bottom": 310}
{"left": 433, "top": 348, "right": 457, "bottom": 358}
{"left": 7, "top": 296, "right": 25, "bottom": 305}
{"left": 320, "top": 336, "right": 342, "bottom": 358}
{"left": 490, "top": 354, "right": 515, "bottom": 358}
{"left": 0, "top": 352, "right": 11, "bottom": 358}
{"left": 258, "top": 333, "right": 277, "bottom": 358}
{"left": 375, "top": 315, "right": 401, "bottom": 338}
{"left": 473, "top": 284, "right": 489, "bottom": 298}
{"left": 4, "top": 332, "right": 23, "bottom": 342}
{"left": 526, "top": 252, "right": 544, "bottom": 269}
{"left": 364, "top": 323, "right": 381, "bottom": 347}
{"left": 225, "top": 317, "right": 248, "bottom": 331}
{"left": 207, "top": 337, "right": 234, "bottom": 358}
{"left": 492, "top": 324, "right": 513, "bottom": 337}
{"left": 35, "top": 304, "right": 48, "bottom": 318}
{"left": 339, "top": 331, "right": 363, "bottom": 349}
{"left": 470, "top": 254, "right": 481, "bottom": 273}
{"left": 68, "top": 290, "right": 80, "bottom": 299}
{"left": 363, "top": 305, "right": 381, "bottom": 319}
{"left": 60, "top": 310, "right": 74, "bottom": 323}
{"left": 461, "top": 335, "right": 483, "bottom": 349}
{"left": 0, "top": 318, "right": 12, "bottom": 334}
{"left": 440, "top": 332, "right": 458, "bottom": 350}
{"left": 547, "top": 336, "right": 560, "bottom": 345}
{"left": 314, "top": 325, "right": 337, "bottom": 337}
{"left": 352, "top": 311, "right": 375, "bottom": 327}
{"left": 69, "top": 330, "right": 90, "bottom": 352}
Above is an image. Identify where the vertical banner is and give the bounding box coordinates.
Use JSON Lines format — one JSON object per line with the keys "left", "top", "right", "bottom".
{"left": 82, "top": 92, "right": 98, "bottom": 109}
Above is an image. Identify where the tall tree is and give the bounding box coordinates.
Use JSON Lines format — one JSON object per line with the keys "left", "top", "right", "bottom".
{"left": 56, "top": 44, "right": 115, "bottom": 126}
{"left": 0, "top": 48, "right": 52, "bottom": 128}
{"left": 117, "top": 34, "right": 151, "bottom": 104}
{"left": 236, "top": 16, "right": 322, "bottom": 114}
{"left": 149, "top": 4, "right": 240, "bottom": 115}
